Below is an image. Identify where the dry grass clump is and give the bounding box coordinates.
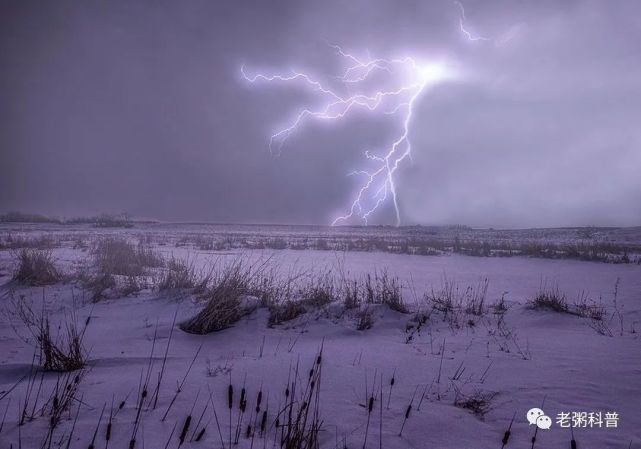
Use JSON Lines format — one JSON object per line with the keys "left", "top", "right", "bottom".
{"left": 453, "top": 389, "right": 497, "bottom": 419}
{"left": 527, "top": 283, "right": 613, "bottom": 338}
{"left": 180, "top": 259, "right": 262, "bottom": 334}
{"left": 181, "top": 293, "right": 245, "bottom": 334}
{"left": 11, "top": 296, "right": 87, "bottom": 371}
{"left": 0, "top": 234, "right": 56, "bottom": 250}
{"left": 268, "top": 301, "right": 307, "bottom": 327}
{"left": 573, "top": 292, "right": 607, "bottom": 321}
{"left": 158, "top": 257, "right": 199, "bottom": 291}
{"left": 119, "top": 274, "right": 145, "bottom": 297}
{"left": 181, "top": 259, "right": 409, "bottom": 330}
{"left": 298, "top": 272, "right": 335, "bottom": 308}
{"left": 463, "top": 278, "right": 488, "bottom": 316}
{"left": 426, "top": 278, "right": 457, "bottom": 317}
{"left": 80, "top": 269, "right": 149, "bottom": 301}
{"left": 93, "top": 237, "right": 163, "bottom": 276}
{"left": 424, "top": 277, "right": 493, "bottom": 329}
{"left": 37, "top": 316, "right": 86, "bottom": 371}
{"left": 341, "top": 279, "right": 361, "bottom": 310}
{"left": 259, "top": 269, "right": 333, "bottom": 326}
{"left": 355, "top": 307, "right": 374, "bottom": 330}
{"left": 527, "top": 285, "right": 569, "bottom": 313}
{"left": 363, "top": 271, "right": 407, "bottom": 313}
{"left": 12, "top": 249, "right": 62, "bottom": 285}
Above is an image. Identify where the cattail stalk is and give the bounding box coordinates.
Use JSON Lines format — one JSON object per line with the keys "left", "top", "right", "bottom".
{"left": 530, "top": 396, "right": 546, "bottom": 449}
{"left": 65, "top": 396, "right": 82, "bottom": 449}
{"left": 161, "top": 344, "right": 202, "bottom": 421}
{"left": 0, "top": 397, "right": 11, "bottom": 434}
{"left": 386, "top": 369, "right": 396, "bottom": 410}
{"left": 399, "top": 404, "right": 411, "bottom": 436}
{"left": 399, "top": 386, "right": 419, "bottom": 437}
{"left": 234, "top": 375, "right": 247, "bottom": 444}
{"left": 570, "top": 425, "right": 577, "bottom": 449}
{"left": 190, "top": 402, "right": 209, "bottom": 442}
{"left": 379, "top": 379, "right": 383, "bottom": 449}
{"left": 417, "top": 379, "right": 434, "bottom": 412}
{"left": 207, "top": 386, "right": 226, "bottom": 449}
{"left": 88, "top": 403, "right": 106, "bottom": 449}
{"left": 152, "top": 308, "right": 178, "bottom": 409}
{"left": 104, "top": 395, "right": 115, "bottom": 449}
{"left": 500, "top": 411, "right": 516, "bottom": 448}
{"left": 437, "top": 338, "right": 445, "bottom": 383}
{"left": 228, "top": 377, "right": 234, "bottom": 448}
{"left": 178, "top": 415, "right": 192, "bottom": 446}
{"left": 362, "top": 393, "right": 375, "bottom": 449}
{"left": 162, "top": 422, "right": 178, "bottom": 449}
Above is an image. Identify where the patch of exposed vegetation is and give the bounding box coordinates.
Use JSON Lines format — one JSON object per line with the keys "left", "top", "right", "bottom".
{"left": 12, "top": 249, "right": 62, "bottom": 285}
{"left": 93, "top": 237, "right": 163, "bottom": 276}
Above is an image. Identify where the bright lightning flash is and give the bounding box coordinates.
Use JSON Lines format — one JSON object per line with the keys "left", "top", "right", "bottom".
{"left": 455, "top": 1, "right": 491, "bottom": 42}
{"left": 242, "top": 46, "right": 455, "bottom": 226}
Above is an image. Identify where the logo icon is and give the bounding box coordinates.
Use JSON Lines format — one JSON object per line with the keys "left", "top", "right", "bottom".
{"left": 527, "top": 408, "right": 552, "bottom": 430}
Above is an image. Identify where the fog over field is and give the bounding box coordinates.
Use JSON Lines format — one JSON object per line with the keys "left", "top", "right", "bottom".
{"left": 1, "top": 1, "right": 641, "bottom": 448}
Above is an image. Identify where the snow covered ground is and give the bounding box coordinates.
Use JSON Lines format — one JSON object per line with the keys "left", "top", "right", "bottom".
{"left": 0, "top": 224, "right": 640, "bottom": 448}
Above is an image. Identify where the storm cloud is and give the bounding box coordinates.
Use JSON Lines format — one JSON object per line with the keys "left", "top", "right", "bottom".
{"left": 1, "top": 0, "right": 640, "bottom": 227}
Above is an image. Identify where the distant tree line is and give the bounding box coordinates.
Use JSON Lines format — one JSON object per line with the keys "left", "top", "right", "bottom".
{"left": 0, "top": 211, "right": 135, "bottom": 228}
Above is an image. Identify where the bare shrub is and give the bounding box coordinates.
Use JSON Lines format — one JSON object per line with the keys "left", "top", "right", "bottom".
{"left": 93, "top": 237, "right": 163, "bottom": 276}
{"left": 13, "top": 249, "right": 61, "bottom": 285}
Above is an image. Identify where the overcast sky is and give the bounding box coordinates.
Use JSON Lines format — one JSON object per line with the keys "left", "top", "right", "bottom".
{"left": 1, "top": 0, "right": 640, "bottom": 227}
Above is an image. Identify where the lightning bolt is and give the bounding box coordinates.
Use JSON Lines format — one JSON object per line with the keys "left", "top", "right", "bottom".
{"left": 455, "top": 1, "right": 491, "bottom": 42}
{"left": 242, "top": 46, "right": 453, "bottom": 226}
{"left": 239, "top": 3, "right": 510, "bottom": 226}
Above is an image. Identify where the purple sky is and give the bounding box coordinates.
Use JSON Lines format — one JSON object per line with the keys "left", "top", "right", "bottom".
{"left": 1, "top": 0, "right": 640, "bottom": 227}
